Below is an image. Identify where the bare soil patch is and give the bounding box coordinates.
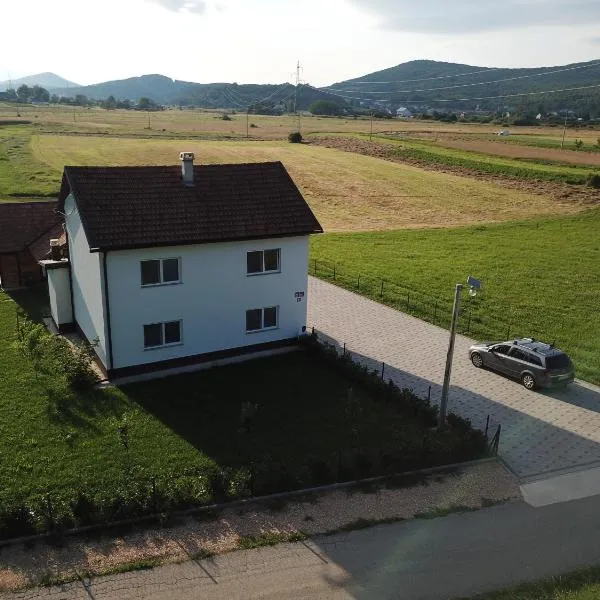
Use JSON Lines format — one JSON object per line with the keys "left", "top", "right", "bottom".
{"left": 309, "top": 136, "right": 600, "bottom": 208}
{"left": 437, "top": 137, "right": 600, "bottom": 167}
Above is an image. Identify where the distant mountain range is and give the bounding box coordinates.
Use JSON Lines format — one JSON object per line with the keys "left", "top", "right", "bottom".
{"left": 326, "top": 59, "right": 600, "bottom": 114}
{"left": 0, "top": 72, "right": 79, "bottom": 91}
{"left": 3, "top": 59, "right": 600, "bottom": 114}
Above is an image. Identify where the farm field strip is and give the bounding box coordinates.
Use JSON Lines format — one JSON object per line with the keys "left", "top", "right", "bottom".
{"left": 367, "top": 134, "right": 600, "bottom": 181}
{"left": 422, "top": 136, "right": 600, "bottom": 167}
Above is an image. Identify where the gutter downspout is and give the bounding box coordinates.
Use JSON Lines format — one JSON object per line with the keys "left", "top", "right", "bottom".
{"left": 102, "top": 251, "right": 114, "bottom": 372}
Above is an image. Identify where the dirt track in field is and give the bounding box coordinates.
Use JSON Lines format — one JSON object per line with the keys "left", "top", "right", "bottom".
{"left": 308, "top": 136, "right": 600, "bottom": 207}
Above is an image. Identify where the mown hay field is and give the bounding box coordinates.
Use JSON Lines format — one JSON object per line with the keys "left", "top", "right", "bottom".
{"left": 29, "top": 134, "right": 586, "bottom": 231}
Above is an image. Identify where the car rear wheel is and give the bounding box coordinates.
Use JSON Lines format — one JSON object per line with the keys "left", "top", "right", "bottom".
{"left": 471, "top": 352, "right": 483, "bottom": 368}
{"left": 521, "top": 373, "right": 536, "bottom": 390}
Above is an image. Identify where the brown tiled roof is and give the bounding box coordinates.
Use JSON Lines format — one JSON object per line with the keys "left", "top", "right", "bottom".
{"left": 0, "top": 201, "right": 60, "bottom": 254}
{"left": 28, "top": 223, "right": 64, "bottom": 261}
{"left": 58, "top": 162, "right": 323, "bottom": 251}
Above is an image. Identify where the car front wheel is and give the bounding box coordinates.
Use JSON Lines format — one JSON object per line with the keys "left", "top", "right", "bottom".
{"left": 521, "top": 373, "right": 536, "bottom": 390}
{"left": 471, "top": 352, "right": 484, "bottom": 368}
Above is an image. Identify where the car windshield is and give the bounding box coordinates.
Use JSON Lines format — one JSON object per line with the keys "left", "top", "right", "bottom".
{"left": 545, "top": 354, "right": 571, "bottom": 370}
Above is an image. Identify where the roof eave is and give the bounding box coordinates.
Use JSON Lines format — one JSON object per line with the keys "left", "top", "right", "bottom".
{"left": 90, "top": 229, "right": 323, "bottom": 253}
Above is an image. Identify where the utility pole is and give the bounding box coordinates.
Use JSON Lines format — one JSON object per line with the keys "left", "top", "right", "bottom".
{"left": 439, "top": 283, "right": 462, "bottom": 429}
{"left": 561, "top": 111, "right": 568, "bottom": 150}
{"left": 369, "top": 111, "right": 374, "bottom": 141}
{"left": 294, "top": 60, "right": 301, "bottom": 133}
{"left": 246, "top": 108, "right": 249, "bottom": 138}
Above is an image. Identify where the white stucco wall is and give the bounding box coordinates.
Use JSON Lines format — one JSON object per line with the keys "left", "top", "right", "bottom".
{"left": 47, "top": 266, "right": 73, "bottom": 326}
{"left": 64, "top": 194, "right": 109, "bottom": 367}
{"left": 106, "top": 236, "right": 309, "bottom": 369}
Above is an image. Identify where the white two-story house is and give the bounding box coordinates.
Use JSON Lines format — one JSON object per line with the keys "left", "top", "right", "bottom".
{"left": 44, "top": 152, "right": 323, "bottom": 379}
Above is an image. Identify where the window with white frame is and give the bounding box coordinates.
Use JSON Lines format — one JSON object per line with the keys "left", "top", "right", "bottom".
{"left": 246, "top": 306, "right": 278, "bottom": 332}
{"left": 143, "top": 320, "right": 182, "bottom": 348}
{"left": 246, "top": 249, "right": 280, "bottom": 275}
{"left": 141, "top": 258, "right": 181, "bottom": 286}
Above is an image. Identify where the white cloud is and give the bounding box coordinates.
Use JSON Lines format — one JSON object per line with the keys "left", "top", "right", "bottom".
{"left": 150, "top": 0, "right": 207, "bottom": 14}
{"left": 348, "top": 0, "right": 600, "bottom": 34}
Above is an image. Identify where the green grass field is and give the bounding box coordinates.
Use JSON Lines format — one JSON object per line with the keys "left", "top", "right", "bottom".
{"left": 0, "top": 126, "right": 57, "bottom": 200}
{"left": 310, "top": 209, "right": 600, "bottom": 385}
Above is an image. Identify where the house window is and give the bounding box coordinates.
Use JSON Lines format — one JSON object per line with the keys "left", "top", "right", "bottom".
{"left": 246, "top": 306, "right": 278, "bottom": 332}
{"left": 141, "top": 258, "right": 181, "bottom": 286}
{"left": 143, "top": 320, "right": 182, "bottom": 348}
{"left": 246, "top": 249, "right": 280, "bottom": 275}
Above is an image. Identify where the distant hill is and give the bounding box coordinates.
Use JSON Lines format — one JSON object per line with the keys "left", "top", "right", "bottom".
{"left": 50, "top": 74, "right": 345, "bottom": 111}
{"left": 323, "top": 59, "right": 600, "bottom": 115}
{"left": 0, "top": 72, "right": 79, "bottom": 91}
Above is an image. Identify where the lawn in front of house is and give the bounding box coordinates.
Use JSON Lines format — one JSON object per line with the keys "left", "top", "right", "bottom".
{"left": 0, "top": 289, "right": 484, "bottom": 536}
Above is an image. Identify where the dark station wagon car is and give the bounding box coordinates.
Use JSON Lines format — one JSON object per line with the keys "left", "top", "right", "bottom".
{"left": 468, "top": 338, "right": 575, "bottom": 390}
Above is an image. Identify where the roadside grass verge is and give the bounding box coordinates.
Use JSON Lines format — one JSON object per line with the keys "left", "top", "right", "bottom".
{"left": 0, "top": 291, "right": 486, "bottom": 540}
{"left": 238, "top": 531, "right": 308, "bottom": 549}
{"left": 310, "top": 208, "right": 600, "bottom": 384}
{"left": 457, "top": 564, "right": 600, "bottom": 599}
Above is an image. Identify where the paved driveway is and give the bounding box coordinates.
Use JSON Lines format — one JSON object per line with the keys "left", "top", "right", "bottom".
{"left": 308, "top": 277, "right": 600, "bottom": 481}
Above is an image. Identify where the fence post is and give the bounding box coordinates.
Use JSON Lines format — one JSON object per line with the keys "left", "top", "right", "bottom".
{"left": 357, "top": 274, "right": 360, "bottom": 291}
{"left": 333, "top": 264, "right": 336, "bottom": 280}
{"left": 434, "top": 301, "right": 437, "bottom": 322}
{"left": 380, "top": 279, "right": 384, "bottom": 298}
{"left": 494, "top": 424, "right": 502, "bottom": 454}
{"left": 407, "top": 292, "right": 410, "bottom": 310}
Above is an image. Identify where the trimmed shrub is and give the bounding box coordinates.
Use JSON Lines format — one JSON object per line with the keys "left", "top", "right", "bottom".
{"left": 288, "top": 131, "right": 302, "bottom": 143}
{"left": 586, "top": 173, "right": 600, "bottom": 188}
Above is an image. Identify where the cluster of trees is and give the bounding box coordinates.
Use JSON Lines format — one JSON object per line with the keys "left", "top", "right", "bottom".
{"left": 2, "top": 84, "right": 51, "bottom": 103}
{"left": 0, "top": 87, "right": 163, "bottom": 111}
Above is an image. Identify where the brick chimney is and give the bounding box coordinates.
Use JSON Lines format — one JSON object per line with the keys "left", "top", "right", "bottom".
{"left": 179, "top": 151, "right": 195, "bottom": 186}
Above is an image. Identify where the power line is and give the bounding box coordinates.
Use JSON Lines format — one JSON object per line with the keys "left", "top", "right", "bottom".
{"left": 311, "top": 82, "right": 600, "bottom": 104}
{"left": 331, "top": 67, "right": 499, "bottom": 85}
{"left": 323, "top": 62, "right": 600, "bottom": 96}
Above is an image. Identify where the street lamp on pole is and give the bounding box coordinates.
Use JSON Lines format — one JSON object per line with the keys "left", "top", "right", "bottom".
{"left": 438, "top": 276, "right": 482, "bottom": 429}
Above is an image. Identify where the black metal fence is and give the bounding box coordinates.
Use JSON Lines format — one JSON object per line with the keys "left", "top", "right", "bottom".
{"left": 310, "top": 257, "right": 559, "bottom": 345}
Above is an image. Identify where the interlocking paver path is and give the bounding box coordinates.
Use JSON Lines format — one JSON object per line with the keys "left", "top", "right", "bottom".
{"left": 308, "top": 277, "right": 600, "bottom": 480}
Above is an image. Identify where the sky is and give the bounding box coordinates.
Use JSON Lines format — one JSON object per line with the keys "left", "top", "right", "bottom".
{"left": 2, "top": 0, "right": 600, "bottom": 87}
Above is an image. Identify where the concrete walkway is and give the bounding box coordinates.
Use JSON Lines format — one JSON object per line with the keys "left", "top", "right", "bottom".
{"left": 5, "top": 494, "right": 600, "bottom": 599}
{"left": 308, "top": 277, "right": 600, "bottom": 485}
